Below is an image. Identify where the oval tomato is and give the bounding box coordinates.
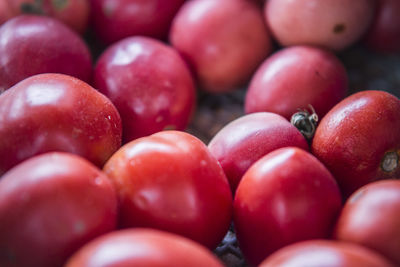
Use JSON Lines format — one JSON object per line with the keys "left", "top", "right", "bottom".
{"left": 103, "top": 130, "right": 232, "bottom": 250}
{"left": 234, "top": 147, "right": 342, "bottom": 265}
{"left": 66, "top": 229, "right": 224, "bottom": 267}
{"left": 0, "top": 152, "right": 118, "bottom": 267}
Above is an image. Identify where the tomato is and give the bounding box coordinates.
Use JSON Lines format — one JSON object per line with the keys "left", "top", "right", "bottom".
{"left": 334, "top": 180, "right": 400, "bottom": 266}
{"left": 90, "top": 0, "right": 185, "bottom": 44}
{"left": 208, "top": 112, "right": 308, "bottom": 193}
{"left": 170, "top": 0, "right": 272, "bottom": 92}
{"left": 0, "top": 73, "right": 122, "bottom": 176}
{"left": 259, "top": 240, "right": 395, "bottom": 267}
{"left": 0, "top": 15, "right": 92, "bottom": 92}
{"left": 103, "top": 130, "right": 232, "bottom": 250}
{"left": 94, "top": 36, "right": 196, "bottom": 143}
{"left": 234, "top": 147, "right": 342, "bottom": 265}
{"left": 312, "top": 90, "right": 400, "bottom": 197}
{"left": 66, "top": 228, "right": 224, "bottom": 267}
{"left": 0, "top": 152, "right": 118, "bottom": 267}
{"left": 0, "top": 1, "right": 14, "bottom": 25}
{"left": 364, "top": 0, "right": 400, "bottom": 53}
{"left": 265, "top": 0, "right": 376, "bottom": 51}
{"left": 245, "top": 46, "right": 348, "bottom": 120}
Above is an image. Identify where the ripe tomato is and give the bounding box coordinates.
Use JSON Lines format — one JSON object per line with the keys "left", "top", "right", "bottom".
{"left": 312, "top": 90, "right": 400, "bottom": 197}
{"left": 0, "top": 152, "right": 118, "bottom": 267}
{"left": 334, "top": 180, "right": 400, "bottom": 266}
{"left": 103, "top": 130, "right": 232, "bottom": 250}
{"left": 0, "top": 73, "right": 122, "bottom": 176}
{"left": 234, "top": 147, "right": 342, "bottom": 265}
{"left": 259, "top": 240, "right": 395, "bottom": 267}
{"left": 208, "top": 112, "right": 308, "bottom": 193}
{"left": 66, "top": 229, "right": 224, "bottom": 267}
{"left": 94, "top": 36, "right": 196, "bottom": 143}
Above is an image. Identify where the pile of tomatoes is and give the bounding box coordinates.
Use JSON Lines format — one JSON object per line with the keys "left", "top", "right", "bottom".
{"left": 0, "top": 0, "right": 400, "bottom": 266}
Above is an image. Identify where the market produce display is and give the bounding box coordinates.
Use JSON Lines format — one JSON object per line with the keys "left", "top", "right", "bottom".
{"left": 0, "top": 0, "right": 400, "bottom": 266}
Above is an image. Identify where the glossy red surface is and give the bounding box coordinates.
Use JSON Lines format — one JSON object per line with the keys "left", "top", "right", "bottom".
{"left": 103, "top": 131, "right": 232, "bottom": 250}
{"left": 94, "top": 36, "right": 196, "bottom": 143}
{"left": 208, "top": 112, "right": 309, "bottom": 193}
{"left": 0, "top": 152, "right": 118, "bottom": 267}
{"left": 234, "top": 147, "right": 342, "bottom": 265}
{"left": 0, "top": 15, "right": 92, "bottom": 92}
{"left": 0, "top": 73, "right": 122, "bottom": 176}
{"left": 334, "top": 180, "right": 400, "bottom": 266}
{"left": 170, "top": 0, "right": 272, "bottom": 92}
{"left": 312, "top": 90, "right": 400, "bottom": 197}
{"left": 245, "top": 46, "right": 348, "bottom": 120}
{"left": 66, "top": 229, "right": 224, "bottom": 267}
{"left": 260, "top": 240, "right": 395, "bottom": 267}
{"left": 90, "top": 0, "right": 185, "bottom": 44}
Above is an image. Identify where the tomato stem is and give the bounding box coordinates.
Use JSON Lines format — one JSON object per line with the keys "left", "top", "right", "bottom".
{"left": 290, "top": 105, "right": 318, "bottom": 142}
{"left": 381, "top": 151, "right": 399, "bottom": 173}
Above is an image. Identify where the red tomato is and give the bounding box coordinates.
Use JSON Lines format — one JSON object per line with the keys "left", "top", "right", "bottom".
{"left": 0, "top": 152, "right": 118, "bottom": 267}
{"left": 234, "top": 147, "right": 342, "bottom": 265}
{"left": 0, "top": 73, "right": 122, "bottom": 176}
{"left": 259, "top": 240, "right": 395, "bottom": 267}
{"left": 90, "top": 0, "right": 185, "bottom": 44}
{"left": 66, "top": 229, "right": 224, "bottom": 267}
{"left": 103, "top": 130, "right": 232, "bottom": 249}
{"left": 170, "top": 0, "right": 272, "bottom": 92}
{"left": 94, "top": 36, "right": 196, "bottom": 143}
{"left": 334, "top": 180, "right": 400, "bottom": 266}
{"left": 0, "top": 1, "right": 14, "bottom": 25}
{"left": 0, "top": 15, "right": 92, "bottom": 92}
{"left": 245, "top": 46, "right": 348, "bottom": 120}
{"left": 312, "top": 90, "right": 400, "bottom": 197}
{"left": 208, "top": 112, "right": 308, "bottom": 193}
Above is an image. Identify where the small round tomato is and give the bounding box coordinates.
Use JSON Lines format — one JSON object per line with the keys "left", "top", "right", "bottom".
{"left": 94, "top": 36, "right": 196, "bottom": 143}
{"left": 66, "top": 229, "right": 224, "bottom": 267}
{"left": 234, "top": 147, "right": 342, "bottom": 265}
{"left": 103, "top": 130, "right": 232, "bottom": 250}
{"left": 0, "top": 73, "right": 122, "bottom": 176}
{"left": 312, "top": 90, "right": 400, "bottom": 197}
{"left": 0, "top": 152, "right": 118, "bottom": 267}
{"left": 245, "top": 46, "right": 348, "bottom": 120}
{"left": 259, "top": 240, "right": 395, "bottom": 267}
{"left": 334, "top": 180, "right": 400, "bottom": 266}
{"left": 0, "top": 15, "right": 92, "bottom": 92}
{"left": 208, "top": 112, "right": 308, "bottom": 193}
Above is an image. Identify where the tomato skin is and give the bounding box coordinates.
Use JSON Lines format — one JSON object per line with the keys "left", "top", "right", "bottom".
{"left": 334, "top": 180, "right": 400, "bottom": 266}
{"left": 245, "top": 46, "right": 348, "bottom": 120}
{"left": 208, "top": 112, "right": 308, "bottom": 193}
{"left": 311, "top": 90, "right": 400, "bottom": 197}
{"left": 259, "top": 240, "right": 395, "bottom": 267}
{"left": 90, "top": 0, "right": 185, "bottom": 44}
{"left": 0, "top": 1, "right": 14, "bottom": 25}
{"left": 94, "top": 36, "right": 196, "bottom": 143}
{"left": 66, "top": 228, "right": 224, "bottom": 267}
{"left": 0, "top": 15, "right": 92, "bottom": 92}
{"left": 170, "top": 0, "right": 272, "bottom": 92}
{"left": 0, "top": 152, "right": 118, "bottom": 267}
{"left": 103, "top": 130, "right": 232, "bottom": 250}
{"left": 0, "top": 73, "right": 122, "bottom": 176}
{"left": 234, "top": 147, "right": 342, "bottom": 265}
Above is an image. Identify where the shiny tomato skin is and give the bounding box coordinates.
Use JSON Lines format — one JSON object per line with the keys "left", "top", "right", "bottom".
{"left": 245, "top": 46, "right": 348, "bottom": 120}
{"left": 66, "top": 229, "right": 224, "bottom": 267}
{"left": 0, "top": 73, "right": 122, "bottom": 176}
{"left": 170, "top": 0, "right": 272, "bottom": 93}
{"left": 90, "top": 0, "right": 185, "bottom": 44}
{"left": 311, "top": 90, "right": 400, "bottom": 197}
{"left": 103, "top": 130, "right": 232, "bottom": 250}
{"left": 208, "top": 112, "right": 309, "bottom": 193}
{"left": 0, "top": 15, "right": 92, "bottom": 92}
{"left": 0, "top": 152, "right": 118, "bottom": 267}
{"left": 94, "top": 36, "right": 196, "bottom": 143}
{"left": 234, "top": 147, "right": 342, "bottom": 265}
{"left": 334, "top": 180, "right": 400, "bottom": 266}
{"left": 259, "top": 240, "right": 395, "bottom": 267}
